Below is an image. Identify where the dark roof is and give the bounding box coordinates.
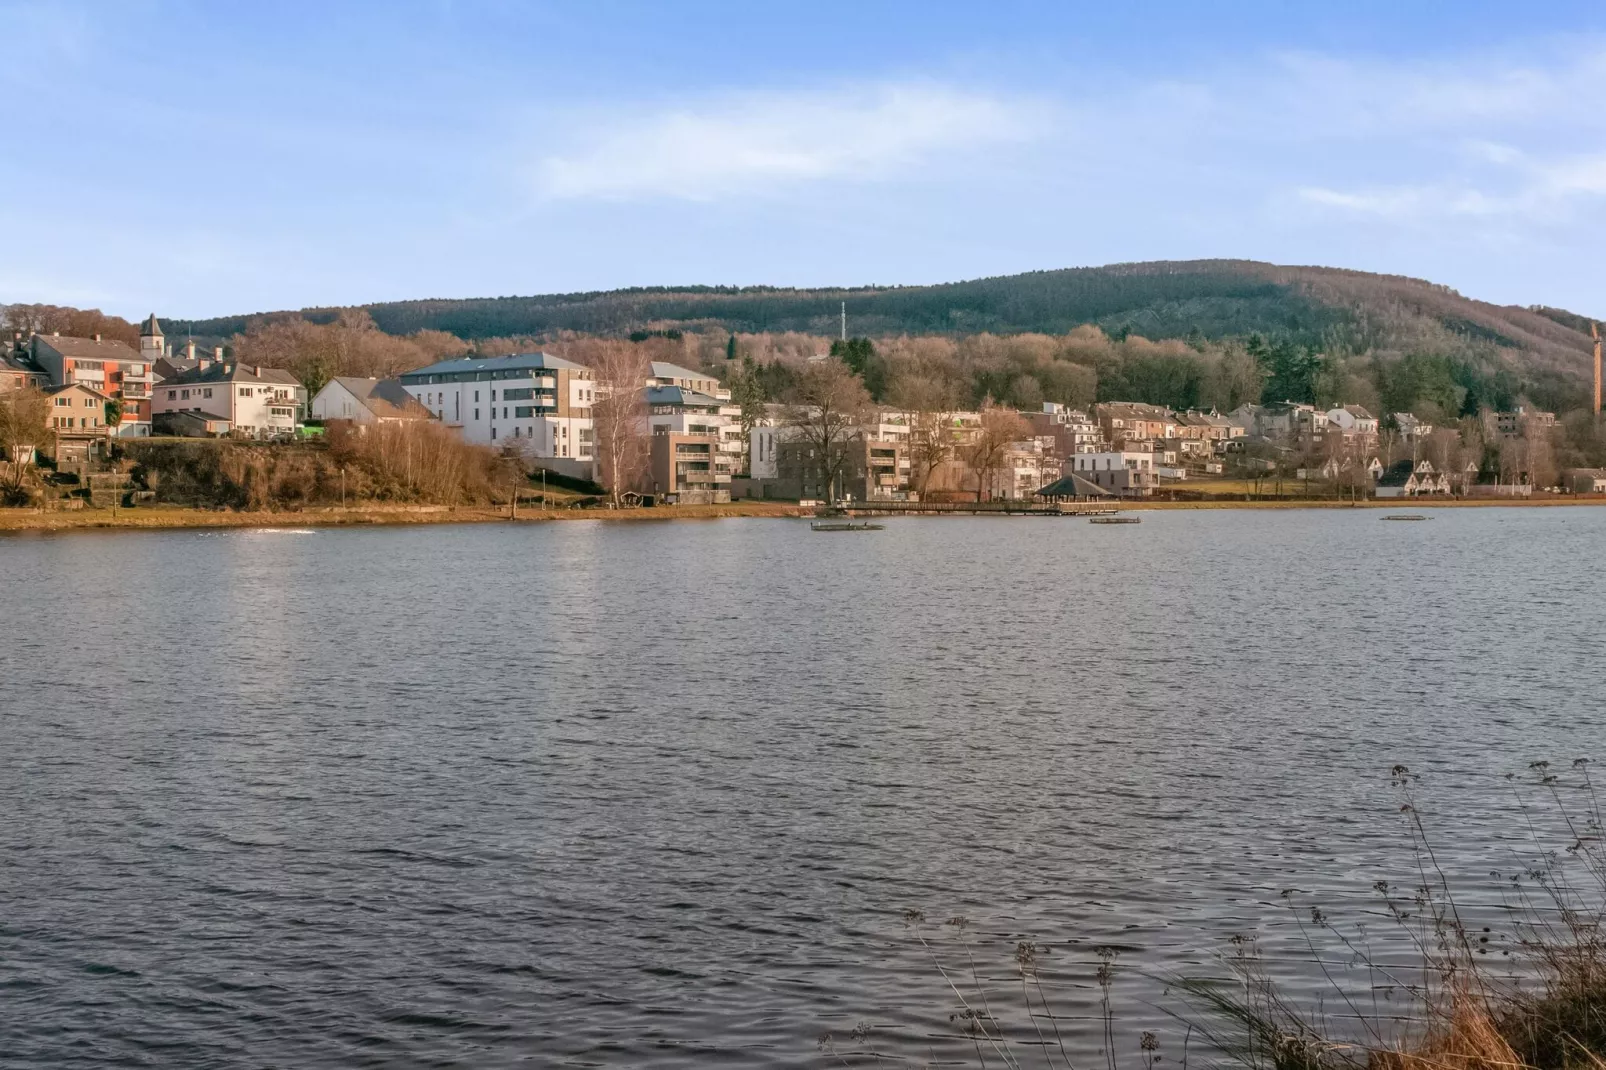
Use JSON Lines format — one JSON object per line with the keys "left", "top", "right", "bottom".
{"left": 1377, "top": 459, "right": 1416, "bottom": 487}
{"left": 32, "top": 334, "right": 143, "bottom": 361}
{"left": 2, "top": 353, "right": 45, "bottom": 375}
{"left": 326, "top": 377, "right": 432, "bottom": 420}
{"left": 399, "top": 352, "right": 584, "bottom": 380}
{"left": 646, "top": 385, "right": 724, "bottom": 408}
{"left": 159, "top": 362, "right": 301, "bottom": 388}
{"left": 140, "top": 314, "right": 162, "bottom": 337}
{"left": 1035, "top": 473, "right": 1114, "bottom": 498}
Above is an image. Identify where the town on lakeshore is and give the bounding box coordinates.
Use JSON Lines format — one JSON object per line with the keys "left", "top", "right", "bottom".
{"left": 2, "top": 311, "right": 1603, "bottom": 520}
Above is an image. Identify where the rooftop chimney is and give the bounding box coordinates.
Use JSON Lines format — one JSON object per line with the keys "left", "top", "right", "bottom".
{"left": 214, "top": 346, "right": 225, "bottom": 362}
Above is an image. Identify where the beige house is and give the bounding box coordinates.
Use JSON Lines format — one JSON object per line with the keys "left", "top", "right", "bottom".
{"left": 46, "top": 383, "right": 113, "bottom": 462}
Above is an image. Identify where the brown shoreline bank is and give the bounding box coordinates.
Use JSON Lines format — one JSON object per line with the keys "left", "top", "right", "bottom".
{"left": 1, "top": 496, "right": 1602, "bottom": 535}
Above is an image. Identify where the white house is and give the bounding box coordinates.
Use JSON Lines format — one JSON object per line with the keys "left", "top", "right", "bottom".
{"left": 397, "top": 352, "right": 594, "bottom": 465}
{"left": 312, "top": 377, "right": 434, "bottom": 424}
{"left": 1072, "top": 450, "right": 1157, "bottom": 497}
{"left": 1326, "top": 404, "right": 1379, "bottom": 435}
{"left": 151, "top": 362, "right": 305, "bottom": 439}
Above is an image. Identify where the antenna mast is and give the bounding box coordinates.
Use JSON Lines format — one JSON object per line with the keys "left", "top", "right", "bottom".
{"left": 1594, "top": 321, "right": 1602, "bottom": 421}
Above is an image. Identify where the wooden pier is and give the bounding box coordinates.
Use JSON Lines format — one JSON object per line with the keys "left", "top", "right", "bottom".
{"left": 836, "top": 500, "right": 1119, "bottom": 518}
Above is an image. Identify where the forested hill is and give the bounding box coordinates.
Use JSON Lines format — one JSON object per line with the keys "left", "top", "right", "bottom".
{"left": 186, "top": 258, "right": 1595, "bottom": 385}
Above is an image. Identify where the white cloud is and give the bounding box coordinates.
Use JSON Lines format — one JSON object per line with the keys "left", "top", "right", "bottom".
{"left": 538, "top": 82, "right": 1040, "bottom": 201}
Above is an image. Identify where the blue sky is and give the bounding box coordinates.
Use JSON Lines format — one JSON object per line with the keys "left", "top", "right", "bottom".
{"left": 3, "top": 1, "right": 1604, "bottom": 321}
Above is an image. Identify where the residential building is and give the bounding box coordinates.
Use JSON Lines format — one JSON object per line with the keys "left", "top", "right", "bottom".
{"left": 646, "top": 385, "right": 743, "bottom": 476}
{"left": 649, "top": 430, "right": 733, "bottom": 503}
{"left": 1375, "top": 459, "right": 1451, "bottom": 498}
{"left": 997, "top": 437, "right": 1061, "bottom": 499}
{"left": 28, "top": 332, "right": 155, "bottom": 437}
{"left": 397, "top": 352, "right": 595, "bottom": 465}
{"left": 1095, "top": 402, "right": 1176, "bottom": 445}
{"left": 312, "top": 377, "right": 435, "bottom": 425}
{"left": 154, "top": 340, "right": 227, "bottom": 382}
{"left": 647, "top": 361, "right": 728, "bottom": 400}
{"left": 1, "top": 349, "right": 49, "bottom": 392}
{"left": 775, "top": 436, "right": 910, "bottom": 502}
{"left": 1326, "top": 404, "right": 1379, "bottom": 435}
{"left": 1174, "top": 410, "right": 1243, "bottom": 448}
{"left": 1495, "top": 406, "right": 1557, "bottom": 437}
{"left": 1028, "top": 403, "right": 1104, "bottom": 456}
{"left": 1071, "top": 450, "right": 1158, "bottom": 497}
{"left": 1567, "top": 469, "right": 1606, "bottom": 494}
{"left": 152, "top": 362, "right": 306, "bottom": 438}
{"left": 1392, "top": 412, "right": 1433, "bottom": 440}
{"left": 45, "top": 383, "right": 113, "bottom": 462}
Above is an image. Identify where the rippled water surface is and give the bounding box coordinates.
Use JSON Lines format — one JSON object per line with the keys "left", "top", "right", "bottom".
{"left": 2, "top": 509, "right": 1602, "bottom": 1067}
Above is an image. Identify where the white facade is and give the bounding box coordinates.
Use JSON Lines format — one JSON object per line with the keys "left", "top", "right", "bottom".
{"left": 399, "top": 353, "right": 594, "bottom": 462}
{"left": 1326, "top": 405, "right": 1379, "bottom": 434}
{"left": 151, "top": 364, "right": 304, "bottom": 438}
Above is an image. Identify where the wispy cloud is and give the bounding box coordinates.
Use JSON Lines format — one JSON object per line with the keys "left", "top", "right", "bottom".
{"left": 537, "top": 82, "right": 1041, "bottom": 201}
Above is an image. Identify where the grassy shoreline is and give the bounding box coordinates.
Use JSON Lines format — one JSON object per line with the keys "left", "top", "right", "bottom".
{"left": 1, "top": 495, "right": 1602, "bottom": 534}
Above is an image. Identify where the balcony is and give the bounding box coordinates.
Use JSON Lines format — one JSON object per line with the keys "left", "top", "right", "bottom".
{"left": 120, "top": 384, "right": 151, "bottom": 399}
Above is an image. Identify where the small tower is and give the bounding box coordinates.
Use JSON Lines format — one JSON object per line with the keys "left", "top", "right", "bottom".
{"left": 139, "top": 313, "right": 165, "bottom": 360}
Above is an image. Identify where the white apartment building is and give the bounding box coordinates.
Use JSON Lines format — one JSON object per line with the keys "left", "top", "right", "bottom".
{"left": 647, "top": 361, "right": 729, "bottom": 400}
{"left": 1326, "top": 404, "right": 1379, "bottom": 435}
{"left": 398, "top": 353, "right": 594, "bottom": 463}
{"left": 151, "top": 362, "right": 306, "bottom": 438}
{"left": 1072, "top": 450, "right": 1158, "bottom": 497}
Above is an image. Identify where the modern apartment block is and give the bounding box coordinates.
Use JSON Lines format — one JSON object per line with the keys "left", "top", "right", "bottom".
{"left": 29, "top": 333, "right": 156, "bottom": 437}
{"left": 398, "top": 353, "right": 595, "bottom": 466}
{"left": 1072, "top": 450, "right": 1158, "bottom": 497}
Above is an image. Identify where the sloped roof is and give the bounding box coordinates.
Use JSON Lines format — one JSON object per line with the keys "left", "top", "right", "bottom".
{"left": 326, "top": 377, "right": 433, "bottom": 420}
{"left": 1035, "top": 473, "right": 1114, "bottom": 498}
{"left": 646, "top": 385, "right": 724, "bottom": 408}
{"left": 32, "top": 334, "right": 143, "bottom": 361}
{"left": 46, "top": 382, "right": 111, "bottom": 401}
{"left": 160, "top": 362, "right": 301, "bottom": 388}
{"left": 1377, "top": 459, "right": 1416, "bottom": 487}
{"left": 141, "top": 314, "right": 162, "bottom": 337}
{"left": 399, "top": 352, "right": 585, "bottom": 379}
{"left": 649, "top": 361, "right": 715, "bottom": 382}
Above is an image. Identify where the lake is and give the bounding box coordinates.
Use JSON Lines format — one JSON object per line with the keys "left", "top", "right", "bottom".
{"left": 1, "top": 508, "right": 1601, "bottom": 1067}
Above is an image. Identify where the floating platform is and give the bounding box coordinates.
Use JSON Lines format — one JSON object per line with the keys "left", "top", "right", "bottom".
{"left": 1382, "top": 514, "right": 1429, "bottom": 521}
{"left": 811, "top": 521, "right": 885, "bottom": 532}
{"left": 1089, "top": 516, "right": 1141, "bottom": 524}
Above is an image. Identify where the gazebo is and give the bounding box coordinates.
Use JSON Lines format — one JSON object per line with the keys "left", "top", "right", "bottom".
{"left": 1034, "top": 473, "right": 1114, "bottom": 501}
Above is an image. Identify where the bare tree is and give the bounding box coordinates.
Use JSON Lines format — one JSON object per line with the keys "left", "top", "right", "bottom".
{"left": 586, "top": 342, "right": 650, "bottom": 505}
{"left": 782, "top": 359, "right": 873, "bottom": 503}
{"left": 959, "top": 403, "right": 1031, "bottom": 501}
{"left": 888, "top": 373, "right": 958, "bottom": 500}
{"left": 0, "top": 387, "right": 50, "bottom": 487}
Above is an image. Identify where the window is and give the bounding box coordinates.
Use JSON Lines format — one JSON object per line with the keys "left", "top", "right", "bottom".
{"left": 502, "top": 407, "right": 508, "bottom": 419}
{"left": 474, "top": 408, "right": 480, "bottom": 420}
{"left": 167, "top": 390, "right": 177, "bottom": 400}
{"left": 503, "top": 388, "right": 533, "bottom": 401}
{"left": 56, "top": 397, "right": 68, "bottom": 407}
{"left": 491, "top": 390, "right": 497, "bottom": 402}
{"left": 474, "top": 390, "right": 480, "bottom": 402}
{"left": 181, "top": 389, "right": 190, "bottom": 400}
{"left": 203, "top": 389, "right": 213, "bottom": 398}
{"left": 491, "top": 428, "right": 497, "bottom": 440}
{"left": 514, "top": 406, "right": 533, "bottom": 418}
{"left": 239, "top": 388, "right": 250, "bottom": 397}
